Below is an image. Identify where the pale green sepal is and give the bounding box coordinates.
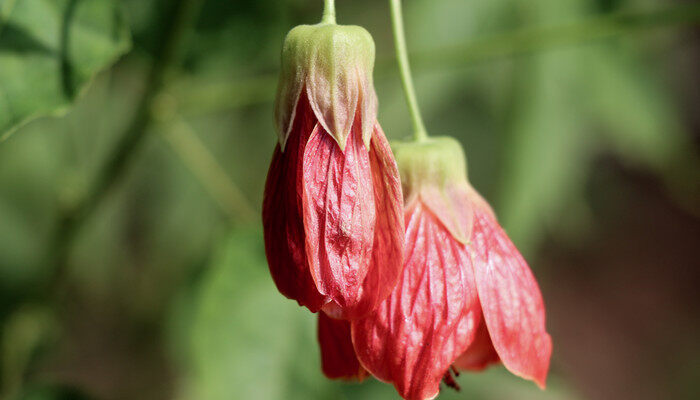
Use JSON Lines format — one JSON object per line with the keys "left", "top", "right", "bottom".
{"left": 392, "top": 137, "right": 473, "bottom": 243}
{"left": 392, "top": 136, "right": 468, "bottom": 194}
{"left": 273, "top": 23, "right": 377, "bottom": 152}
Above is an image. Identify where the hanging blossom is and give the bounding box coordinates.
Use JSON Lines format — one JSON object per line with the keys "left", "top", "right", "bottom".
{"left": 319, "top": 137, "right": 552, "bottom": 399}
{"left": 263, "top": 21, "right": 405, "bottom": 319}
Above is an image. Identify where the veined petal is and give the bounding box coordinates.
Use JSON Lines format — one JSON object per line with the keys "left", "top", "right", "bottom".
{"left": 302, "top": 120, "right": 375, "bottom": 311}
{"left": 352, "top": 203, "right": 479, "bottom": 400}
{"left": 318, "top": 312, "right": 367, "bottom": 381}
{"left": 323, "top": 124, "right": 404, "bottom": 319}
{"left": 263, "top": 94, "right": 327, "bottom": 311}
{"left": 469, "top": 207, "right": 553, "bottom": 388}
{"left": 454, "top": 313, "right": 500, "bottom": 371}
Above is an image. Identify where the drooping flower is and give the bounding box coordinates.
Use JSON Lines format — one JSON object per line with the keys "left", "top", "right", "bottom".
{"left": 263, "top": 21, "right": 404, "bottom": 319}
{"left": 351, "top": 137, "right": 552, "bottom": 400}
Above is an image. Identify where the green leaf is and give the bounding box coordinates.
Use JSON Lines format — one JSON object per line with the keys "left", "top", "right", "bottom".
{"left": 586, "top": 47, "right": 687, "bottom": 171}
{"left": 0, "top": 0, "right": 131, "bottom": 140}
{"left": 183, "top": 229, "right": 340, "bottom": 400}
{"left": 498, "top": 50, "right": 590, "bottom": 255}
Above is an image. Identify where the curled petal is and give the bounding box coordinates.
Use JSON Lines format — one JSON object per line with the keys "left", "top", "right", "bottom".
{"left": 318, "top": 312, "right": 367, "bottom": 380}
{"left": 352, "top": 204, "right": 479, "bottom": 400}
{"left": 263, "top": 94, "right": 327, "bottom": 311}
{"left": 302, "top": 120, "right": 375, "bottom": 311}
{"left": 454, "top": 313, "right": 500, "bottom": 371}
{"left": 470, "top": 208, "right": 553, "bottom": 388}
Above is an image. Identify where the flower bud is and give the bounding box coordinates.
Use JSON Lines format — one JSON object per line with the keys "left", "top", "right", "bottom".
{"left": 274, "top": 23, "right": 378, "bottom": 151}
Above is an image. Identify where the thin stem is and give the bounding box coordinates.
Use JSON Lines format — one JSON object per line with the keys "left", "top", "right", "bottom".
{"left": 160, "top": 117, "right": 257, "bottom": 223}
{"left": 390, "top": 0, "right": 428, "bottom": 142}
{"left": 322, "top": 0, "right": 336, "bottom": 24}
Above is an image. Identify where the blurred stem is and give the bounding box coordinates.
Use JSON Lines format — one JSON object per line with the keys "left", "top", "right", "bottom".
{"left": 173, "top": 3, "right": 700, "bottom": 117}
{"left": 415, "top": 3, "right": 700, "bottom": 67}
{"left": 322, "top": 0, "right": 336, "bottom": 24}
{"left": 389, "top": 0, "right": 428, "bottom": 142}
{"left": 157, "top": 117, "right": 257, "bottom": 223}
{"left": 47, "top": 0, "right": 203, "bottom": 298}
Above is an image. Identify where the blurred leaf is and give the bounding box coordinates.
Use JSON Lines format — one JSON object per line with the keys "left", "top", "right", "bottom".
{"left": 495, "top": 0, "right": 691, "bottom": 254}
{"left": 585, "top": 47, "right": 687, "bottom": 170}
{"left": 0, "top": 0, "right": 131, "bottom": 140}
{"left": 183, "top": 228, "right": 340, "bottom": 400}
{"left": 499, "top": 50, "right": 590, "bottom": 255}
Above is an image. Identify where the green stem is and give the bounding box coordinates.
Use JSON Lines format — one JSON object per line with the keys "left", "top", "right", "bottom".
{"left": 322, "top": 0, "right": 336, "bottom": 24}
{"left": 159, "top": 117, "right": 257, "bottom": 223}
{"left": 390, "top": 0, "right": 428, "bottom": 142}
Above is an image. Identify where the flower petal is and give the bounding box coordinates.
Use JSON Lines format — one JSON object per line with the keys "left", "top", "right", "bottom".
{"left": 318, "top": 312, "right": 367, "bottom": 381}
{"left": 454, "top": 313, "right": 500, "bottom": 371}
{"left": 323, "top": 124, "right": 404, "bottom": 319}
{"left": 263, "top": 94, "right": 327, "bottom": 311}
{"left": 352, "top": 203, "right": 479, "bottom": 400}
{"left": 470, "top": 207, "right": 553, "bottom": 388}
{"left": 302, "top": 119, "right": 375, "bottom": 311}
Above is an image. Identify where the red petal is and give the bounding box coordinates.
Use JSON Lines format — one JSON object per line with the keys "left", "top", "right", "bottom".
{"left": 323, "top": 124, "right": 405, "bottom": 319}
{"left": 352, "top": 203, "right": 479, "bottom": 400}
{"left": 469, "top": 208, "right": 553, "bottom": 388}
{"left": 302, "top": 119, "right": 375, "bottom": 310}
{"left": 454, "top": 313, "right": 500, "bottom": 371}
{"left": 263, "top": 93, "right": 326, "bottom": 311}
{"left": 318, "top": 312, "right": 368, "bottom": 381}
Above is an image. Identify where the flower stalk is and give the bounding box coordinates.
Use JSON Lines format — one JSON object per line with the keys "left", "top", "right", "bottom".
{"left": 322, "top": 0, "right": 336, "bottom": 24}
{"left": 389, "top": 0, "right": 428, "bottom": 142}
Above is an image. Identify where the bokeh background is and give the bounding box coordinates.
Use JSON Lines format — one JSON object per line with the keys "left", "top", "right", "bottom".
{"left": 1, "top": 0, "right": 699, "bottom": 399}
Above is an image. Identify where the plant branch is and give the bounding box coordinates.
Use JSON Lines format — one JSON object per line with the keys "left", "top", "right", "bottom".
{"left": 47, "top": 0, "right": 204, "bottom": 297}
{"left": 157, "top": 116, "right": 258, "bottom": 223}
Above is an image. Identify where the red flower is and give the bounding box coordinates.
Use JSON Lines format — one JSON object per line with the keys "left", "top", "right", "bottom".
{"left": 263, "top": 23, "right": 404, "bottom": 318}
{"left": 350, "top": 138, "right": 552, "bottom": 399}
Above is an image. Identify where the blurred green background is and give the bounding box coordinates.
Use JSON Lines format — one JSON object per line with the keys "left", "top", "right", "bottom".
{"left": 0, "top": 0, "right": 699, "bottom": 399}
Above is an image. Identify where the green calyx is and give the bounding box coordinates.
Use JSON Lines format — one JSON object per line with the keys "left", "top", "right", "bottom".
{"left": 274, "top": 23, "right": 378, "bottom": 151}
{"left": 391, "top": 136, "right": 468, "bottom": 195}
